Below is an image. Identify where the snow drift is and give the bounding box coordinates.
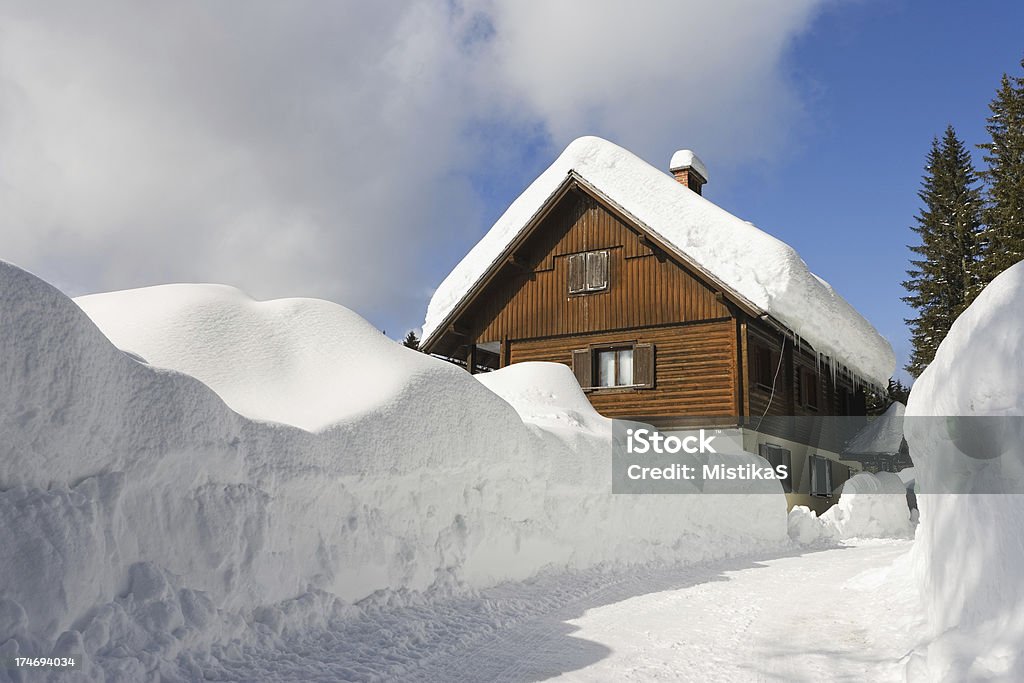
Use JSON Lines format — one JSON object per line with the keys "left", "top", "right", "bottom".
{"left": 422, "top": 136, "right": 895, "bottom": 386}
{"left": 787, "top": 471, "right": 913, "bottom": 544}
{"left": 0, "top": 261, "right": 788, "bottom": 680}
{"left": 819, "top": 472, "right": 913, "bottom": 540}
{"left": 905, "top": 260, "right": 1024, "bottom": 680}
{"left": 75, "top": 284, "right": 415, "bottom": 430}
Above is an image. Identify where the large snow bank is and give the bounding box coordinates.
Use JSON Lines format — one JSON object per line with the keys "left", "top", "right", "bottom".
{"left": 0, "top": 261, "right": 788, "bottom": 680}
{"left": 819, "top": 472, "right": 914, "bottom": 540}
{"left": 423, "top": 136, "right": 894, "bottom": 386}
{"left": 905, "top": 260, "right": 1024, "bottom": 679}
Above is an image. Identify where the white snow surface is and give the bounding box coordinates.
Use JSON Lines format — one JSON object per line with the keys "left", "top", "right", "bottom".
{"left": 423, "top": 136, "right": 895, "bottom": 386}
{"left": 475, "top": 361, "right": 609, "bottom": 433}
{"left": 905, "top": 260, "right": 1024, "bottom": 680}
{"left": 786, "top": 471, "right": 913, "bottom": 545}
{"left": 668, "top": 148, "right": 709, "bottom": 182}
{"left": 0, "top": 261, "right": 790, "bottom": 681}
{"left": 844, "top": 401, "right": 906, "bottom": 456}
{"left": 75, "top": 284, "right": 408, "bottom": 431}
{"left": 787, "top": 505, "right": 833, "bottom": 545}
{"left": 820, "top": 472, "right": 914, "bottom": 540}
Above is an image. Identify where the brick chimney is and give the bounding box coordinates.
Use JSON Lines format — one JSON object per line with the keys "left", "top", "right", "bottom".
{"left": 669, "top": 150, "right": 708, "bottom": 195}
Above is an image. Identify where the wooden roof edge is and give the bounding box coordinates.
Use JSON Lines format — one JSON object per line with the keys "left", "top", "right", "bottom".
{"left": 420, "top": 173, "right": 579, "bottom": 353}
{"left": 423, "top": 169, "right": 775, "bottom": 353}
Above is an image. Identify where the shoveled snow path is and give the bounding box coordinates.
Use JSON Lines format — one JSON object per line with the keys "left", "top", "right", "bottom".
{"left": 210, "top": 541, "right": 920, "bottom": 682}
{"left": 405, "top": 540, "right": 921, "bottom": 682}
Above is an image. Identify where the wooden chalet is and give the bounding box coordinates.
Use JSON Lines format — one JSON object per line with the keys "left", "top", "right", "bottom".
{"left": 422, "top": 138, "right": 895, "bottom": 511}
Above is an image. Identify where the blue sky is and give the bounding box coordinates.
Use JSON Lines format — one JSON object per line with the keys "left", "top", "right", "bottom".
{"left": 447, "top": 1, "right": 1024, "bottom": 383}
{"left": 2, "top": 1, "right": 1021, "bottom": 383}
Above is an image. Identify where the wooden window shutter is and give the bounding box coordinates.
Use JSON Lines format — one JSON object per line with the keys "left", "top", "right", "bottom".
{"left": 586, "top": 250, "right": 609, "bottom": 290}
{"left": 571, "top": 348, "right": 592, "bottom": 389}
{"left": 568, "top": 253, "right": 585, "bottom": 294}
{"left": 633, "top": 343, "right": 655, "bottom": 388}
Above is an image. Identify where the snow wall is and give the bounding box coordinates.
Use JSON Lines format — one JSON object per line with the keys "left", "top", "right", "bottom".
{"left": 0, "top": 261, "right": 788, "bottom": 680}
{"left": 905, "top": 260, "right": 1024, "bottom": 680}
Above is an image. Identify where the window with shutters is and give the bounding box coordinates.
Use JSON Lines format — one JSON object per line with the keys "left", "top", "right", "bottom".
{"left": 759, "top": 444, "right": 792, "bottom": 493}
{"left": 567, "top": 250, "right": 609, "bottom": 294}
{"left": 809, "top": 454, "right": 832, "bottom": 497}
{"left": 572, "top": 343, "right": 654, "bottom": 390}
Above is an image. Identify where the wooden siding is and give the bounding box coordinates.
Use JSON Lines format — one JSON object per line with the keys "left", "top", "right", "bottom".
{"left": 461, "top": 189, "right": 732, "bottom": 343}
{"left": 509, "top": 320, "right": 737, "bottom": 418}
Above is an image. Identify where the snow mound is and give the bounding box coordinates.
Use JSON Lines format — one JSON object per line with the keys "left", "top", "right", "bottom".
{"left": 0, "top": 260, "right": 789, "bottom": 680}
{"left": 820, "top": 472, "right": 914, "bottom": 540}
{"left": 75, "top": 284, "right": 422, "bottom": 430}
{"left": 787, "top": 505, "right": 836, "bottom": 545}
{"left": 897, "top": 466, "right": 916, "bottom": 488}
{"left": 476, "top": 362, "right": 608, "bottom": 433}
{"left": 905, "top": 260, "right": 1024, "bottom": 679}
{"left": 423, "top": 136, "right": 894, "bottom": 386}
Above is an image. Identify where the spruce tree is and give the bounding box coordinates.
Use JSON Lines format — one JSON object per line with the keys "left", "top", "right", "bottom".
{"left": 978, "top": 58, "right": 1024, "bottom": 284}
{"left": 902, "top": 126, "right": 983, "bottom": 377}
{"left": 402, "top": 330, "right": 421, "bottom": 350}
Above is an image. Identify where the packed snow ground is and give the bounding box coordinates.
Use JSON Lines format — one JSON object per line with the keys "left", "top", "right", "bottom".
{"left": 209, "top": 541, "right": 921, "bottom": 682}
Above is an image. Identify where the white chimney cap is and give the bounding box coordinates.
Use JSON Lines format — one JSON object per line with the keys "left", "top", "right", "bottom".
{"left": 669, "top": 149, "right": 709, "bottom": 183}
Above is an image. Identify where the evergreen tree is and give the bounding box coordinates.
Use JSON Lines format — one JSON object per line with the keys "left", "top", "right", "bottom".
{"left": 402, "top": 330, "right": 421, "bottom": 351}
{"left": 865, "top": 378, "right": 911, "bottom": 416}
{"left": 978, "top": 58, "right": 1024, "bottom": 284}
{"left": 902, "top": 126, "right": 983, "bottom": 377}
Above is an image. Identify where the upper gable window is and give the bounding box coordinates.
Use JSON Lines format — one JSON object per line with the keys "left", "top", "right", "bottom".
{"left": 568, "top": 250, "right": 609, "bottom": 294}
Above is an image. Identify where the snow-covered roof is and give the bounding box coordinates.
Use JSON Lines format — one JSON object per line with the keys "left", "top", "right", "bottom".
{"left": 423, "top": 136, "right": 895, "bottom": 386}
{"left": 669, "top": 149, "right": 709, "bottom": 182}
{"left": 844, "top": 401, "right": 906, "bottom": 456}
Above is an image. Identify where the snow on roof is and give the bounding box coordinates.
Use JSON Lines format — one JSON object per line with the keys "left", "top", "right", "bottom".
{"left": 844, "top": 401, "right": 906, "bottom": 456}
{"left": 423, "top": 136, "right": 894, "bottom": 386}
{"left": 669, "top": 149, "right": 709, "bottom": 182}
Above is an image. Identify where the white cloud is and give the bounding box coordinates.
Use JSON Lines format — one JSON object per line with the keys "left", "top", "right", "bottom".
{"left": 0, "top": 1, "right": 826, "bottom": 331}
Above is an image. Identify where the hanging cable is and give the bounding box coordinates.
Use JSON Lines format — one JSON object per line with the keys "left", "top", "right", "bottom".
{"left": 754, "top": 335, "right": 787, "bottom": 432}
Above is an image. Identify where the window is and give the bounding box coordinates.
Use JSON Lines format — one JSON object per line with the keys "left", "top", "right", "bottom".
{"left": 572, "top": 343, "right": 654, "bottom": 390}
{"left": 800, "top": 367, "right": 819, "bottom": 410}
{"left": 597, "top": 348, "right": 633, "bottom": 387}
{"left": 759, "top": 444, "right": 792, "bottom": 492}
{"left": 838, "top": 387, "right": 850, "bottom": 416}
{"left": 752, "top": 344, "right": 775, "bottom": 388}
{"left": 810, "top": 454, "right": 833, "bottom": 497}
{"left": 568, "top": 250, "right": 609, "bottom": 294}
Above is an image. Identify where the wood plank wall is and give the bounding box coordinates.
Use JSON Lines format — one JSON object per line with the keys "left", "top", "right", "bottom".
{"left": 464, "top": 190, "right": 732, "bottom": 342}
{"left": 509, "top": 320, "right": 738, "bottom": 418}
